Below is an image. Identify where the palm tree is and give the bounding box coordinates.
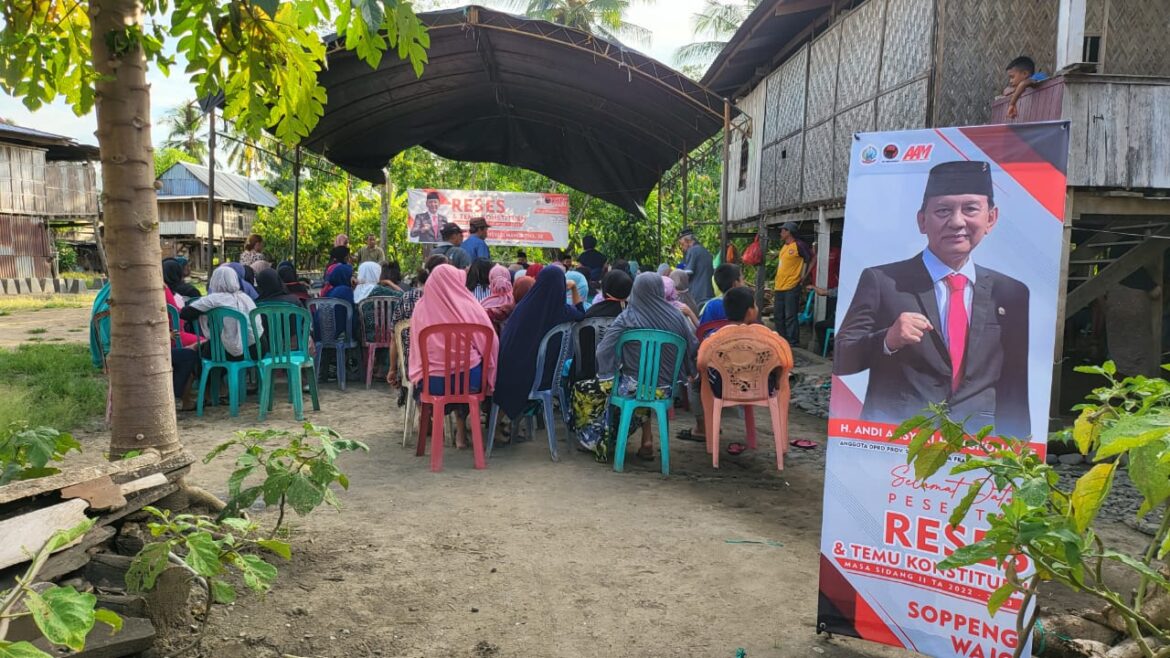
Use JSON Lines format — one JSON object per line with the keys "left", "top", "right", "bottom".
{"left": 161, "top": 101, "right": 207, "bottom": 163}
{"left": 520, "top": 0, "right": 651, "bottom": 46}
{"left": 222, "top": 119, "right": 266, "bottom": 179}
{"left": 674, "top": 0, "right": 762, "bottom": 71}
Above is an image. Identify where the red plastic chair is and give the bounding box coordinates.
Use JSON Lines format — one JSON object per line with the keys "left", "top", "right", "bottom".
{"left": 414, "top": 323, "right": 495, "bottom": 472}
{"left": 696, "top": 319, "right": 730, "bottom": 342}
{"left": 358, "top": 296, "right": 400, "bottom": 389}
{"left": 697, "top": 324, "right": 793, "bottom": 470}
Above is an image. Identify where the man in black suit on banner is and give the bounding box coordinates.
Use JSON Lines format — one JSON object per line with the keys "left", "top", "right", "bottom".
{"left": 411, "top": 191, "right": 445, "bottom": 243}
{"left": 834, "top": 160, "right": 1030, "bottom": 437}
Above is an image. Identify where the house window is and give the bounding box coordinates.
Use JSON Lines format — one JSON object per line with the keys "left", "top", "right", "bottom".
{"left": 1083, "top": 35, "right": 1101, "bottom": 63}
{"left": 737, "top": 135, "right": 749, "bottom": 190}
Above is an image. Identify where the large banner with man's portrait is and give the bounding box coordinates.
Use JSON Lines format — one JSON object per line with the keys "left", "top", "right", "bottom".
{"left": 406, "top": 188, "right": 569, "bottom": 247}
{"left": 817, "top": 122, "right": 1069, "bottom": 657}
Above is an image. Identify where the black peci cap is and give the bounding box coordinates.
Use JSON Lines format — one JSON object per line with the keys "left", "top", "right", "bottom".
{"left": 426, "top": 191, "right": 440, "bottom": 201}
{"left": 922, "top": 161, "right": 994, "bottom": 206}
{"left": 440, "top": 222, "right": 464, "bottom": 237}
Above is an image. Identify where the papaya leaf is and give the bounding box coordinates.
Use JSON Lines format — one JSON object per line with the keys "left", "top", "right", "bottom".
{"left": 1070, "top": 463, "right": 1116, "bottom": 532}
{"left": 0, "top": 641, "right": 54, "bottom": 658}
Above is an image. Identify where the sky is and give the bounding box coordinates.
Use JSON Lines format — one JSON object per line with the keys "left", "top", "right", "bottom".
{"left": 0, "top": 0, "right": 710, "bottom": 146}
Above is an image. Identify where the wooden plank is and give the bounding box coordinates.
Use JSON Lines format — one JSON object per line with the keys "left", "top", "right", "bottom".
{"left": 30, "top": 615, "right": 155, "bottom": 658}
{"left": 60, "top": 476, "right": 126, "bottom": 511}
{"left": 119, "top": 473, "right": 168, "bottom": 496}
{"left": 1065, "top": 233, "right": 1170, "bottom": 317}
{"left": 0, "top": 499, "right": 89, "bottom": 570}
{"left": 98, "top": 483, "right": 180, "bottom": 527}
{"left": 0, "top": 452, "right": 162, "bottom": 506}
{"left": 0, "top": 525, "right": 114, "bottom": 590}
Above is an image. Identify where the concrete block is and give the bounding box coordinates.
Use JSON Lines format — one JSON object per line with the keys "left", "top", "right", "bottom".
{"left": 10, "top": 279, "right": 23, "bottom": 294}
{"left": 25, "top": 278, "right": 41, "bottom": 294}
{"left": 69, "top": 279, "right": 82, "bottom": 294}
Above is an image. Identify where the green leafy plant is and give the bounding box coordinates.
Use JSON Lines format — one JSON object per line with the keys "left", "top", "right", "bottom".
{"left": 0, "top": 425, "right": 81, "bottom": 485}
{"left": 895, "top": 362, "right": 1170, "bottom": 658}
{"left": 0, "top": 519, "right": 122, "bottom": 657}
{"left": 204, "top": 423, "right": 368, "bottom": 534}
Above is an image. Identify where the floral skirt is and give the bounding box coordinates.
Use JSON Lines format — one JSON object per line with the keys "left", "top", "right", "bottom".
{"left": 568, "top": 376, "right": 668, "bottom": 463}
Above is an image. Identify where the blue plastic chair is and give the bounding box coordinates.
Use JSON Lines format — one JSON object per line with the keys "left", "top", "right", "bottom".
{"left": 797, "top": 290, "right": 815, "bottom": 325}
{"left": 822, "top": 326, "right": 835, "bottom": 356}
{"left": 250, "top": 303, "right": 319, "bottom": 421}
{"left": 487, "top": 321, "right": 574, "bottom": 461}
{"left": 608, "top": 328, "right": 687, "bottom": 475}
{"left": 566, "top": 317, "right": 615, "bottom": 422}
{"left": 307, "top": 298, "right": 358, "bottom": 390}
{"left": 167, "top": 304, "right": 182, "bottom": 349}
{"left": 195, "top": 307, "right": 258, "bottom": 417}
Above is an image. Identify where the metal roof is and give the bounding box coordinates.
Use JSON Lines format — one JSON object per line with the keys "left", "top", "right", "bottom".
{"left": 701, "top": 0, "right": 840, "bottom": 99}
{"left": 0, "top": 123, "right": 100, "bottom": 161}
{"left": 301, "top": 5, "right": 730, "bottom": 217}
{"left": 158, "top": 162, "right": 279, "bottom": 208}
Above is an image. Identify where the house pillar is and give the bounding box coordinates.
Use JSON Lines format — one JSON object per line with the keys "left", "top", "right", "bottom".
{"left": 1056, "top": 0, "right": 1086, "bottom": 70}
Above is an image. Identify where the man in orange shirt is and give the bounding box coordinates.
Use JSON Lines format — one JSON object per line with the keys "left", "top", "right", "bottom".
{"left": 772, "top": 221, "right": 808, "bottom": 345}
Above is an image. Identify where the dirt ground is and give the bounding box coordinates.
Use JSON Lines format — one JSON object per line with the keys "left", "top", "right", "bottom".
{"left": 0, "top": 306, "right": 91, "bottom": 347}
{"left": 8, "top": 306, "right": 1157, "bottom": 658}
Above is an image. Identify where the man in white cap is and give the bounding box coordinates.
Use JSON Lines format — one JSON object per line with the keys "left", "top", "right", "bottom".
{"left": 677, "top": 228, "right": 714, "bottom": 305}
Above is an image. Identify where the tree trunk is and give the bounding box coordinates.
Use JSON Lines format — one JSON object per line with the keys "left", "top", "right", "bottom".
{"left": 90, "top": 0, "right": 181, "bottom": 457}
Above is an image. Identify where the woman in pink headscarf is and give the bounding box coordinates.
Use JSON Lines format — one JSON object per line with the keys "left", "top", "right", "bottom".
{"left": 480, "top": 265, "right": 515, "bottom": 334}
{"left": 333, "top": 233, "right": 349, "bottom": 247}
{"left": 663, "top": 276, "right": 699, "bottom": 328}
{"left": 408, "top": 264, "right": 499, "bottom": 449}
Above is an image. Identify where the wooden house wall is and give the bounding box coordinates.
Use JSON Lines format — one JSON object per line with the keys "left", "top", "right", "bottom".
{"left": 726, "top": 84, "right": 765, "bottom": 223}
{"left": 158, "top": 200, "right": 255, "bottom": 240}
{"left": 933, "top": 0, "right": 1057, "bottom": 128}
{"left": 43, "top": 162, "right": 98, "bottom": 217}
{"left": 1063, "top": 76, "right": 1170, "bottom": 189}
{"left": 0, "top": 145, "right": 46, "bottom": 215}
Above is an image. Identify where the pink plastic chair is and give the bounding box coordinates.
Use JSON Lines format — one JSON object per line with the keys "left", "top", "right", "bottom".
{"left": 697, "top": 325, "right": 793, "bottom": 470}
{"left": 358, "top": 296, "right": 400, "bottom": 389}
{"left": 414, "top": 323, "right": 494, "bottom": 472}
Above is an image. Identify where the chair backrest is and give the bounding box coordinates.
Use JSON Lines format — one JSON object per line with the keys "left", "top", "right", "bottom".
{"left": 695, "top": 319, "right": 730, "bottom": 342}
{"left": 167, "top": 305, "right": 182, "bottom": 349}
{"left": 393, "top": 318, "right": 410, "bottom": 370}
{"left": 531, "top": 322, "right": 574, "bottom": 396}
{"left": 613, "top": 328, "right": 687, "bottom": 402}
{"left": 200, "top": 307, "right": 252, "bottom": 362}
{"left": 250, "top": 303, "right": 311, "bottom": 363}
{"left": 570, "top": 317, "right": 614, "bottom": 380}
{"left": 700, "top": 325, "right": 792, "bottom": 403}
{"left": 802, "top": 291, "right": 815, "bottom": 315}
{"left": 306, "top": 298, "right": 354, "bottom": 344}
{"left": 417, "top": 323, "right": 495, "bottom": 400}
{"left": 358, "top": 295, "right": 400, "bottom": 345}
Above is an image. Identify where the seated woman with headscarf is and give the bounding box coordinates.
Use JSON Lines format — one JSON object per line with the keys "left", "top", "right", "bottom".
{"left": 354, "top": 261, "right": 402, "bottom": 354}
{"left": 663, "top": 276, "right": 700, "bottom": 328}
{"left": 163, "top": 258, "right": 201, "bottom": 302}
{"left": 162, "top": 261, "right": 202, "bottom": 348}
{"left": 571, "top": 273, "right": 696, "bottom": 462}
{"left": 408, "top": 264, "right": 498, "bottom": 449}
{"left": 225, "top": 262, "right": 259, "bottom": 300}
{"left": 276, "top": 261, "right": 311, "bottom": 302}
{"left": 256, "top": 268, "right": 305, "bottom": 307}
{"left": 385, "top": 256, "right": 442, "bottom": 403}
{"left": 669, "top": 269, "right": 700, "bottom": 316}
{"left": 320, "top": 244, "right": 350, "bottom": 296}
{"left": 564, "top": 269, "right": 590, "bottom": 311}
{"left": 493, "top": 267, "right": 585, "bottom": 443}
{"left": 180, "top": 265, "right": 264, "bottom": 360}
{"left": 480, "top": 265, "right": 515, "bottom": 334}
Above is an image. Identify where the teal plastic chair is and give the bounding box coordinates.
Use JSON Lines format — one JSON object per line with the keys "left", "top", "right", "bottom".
{"left": 797, "top": 290, "right": 815, "bottom": 325}
{"left": 195, "top": 307, "right": 258, "bottom": 417}
{"left": 822, "top": 326, "right": 835, "bottom": 356}
{"left": 251, "top": 303, "right": 319, "bottom": 421}
{"left": 167, "top": 304, "right": 182, "bottom": 349}
{"left": 608, "top": 328, "right": 687, "bottom": 475}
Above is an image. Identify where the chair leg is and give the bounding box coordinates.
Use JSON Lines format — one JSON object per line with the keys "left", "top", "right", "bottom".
{"left": 416, "top": 402, "right": 430, "bottom": 456}
{"left": 526, "top": 413, "right": 535, "bottom": 443}
{"left": 196, "top": 365, "right": 211, "bottom": 417}
{"left": 612, "top": 405, "right": 635, "bottom": 473}
{"left": 307, "top": 365, "right": 320, "bottom": 411}
{"left": 365, "top": 345, "right": 375, "bottom": 389}
{"left": 469, "top": 405, "right": 487, "bottom": 470}
{"left": 430, "top": 402, "right": 446, "bottom": 472}
{"left": 711, "top": 401, "right": 724, "bottom": 468}
{"left": 769, "top": 398, "right": 788, "bottom": 471}
{"left": 227, "top": 368, "right": 241, "bottom": 417}
{"left": 336, "top": 346, "right": 347, "bottom": 391}
{"left": 402, "top": 384, "right": 415, "bottom": 447}
{"left": 744, "top": 407, "right": 757, "bottom": 450}
{"left": 289, "top": 366, "right": 304, "bottom": 421}
{"left": 656, "top": 404, "right": 671, "bottom": 475}
{"left": 258, "top": 367, "right": 271, "bottom": 421}
{"left": 486, "top": 404, "right": 500, "bottom": 457}
{"left": 542, "top": 396, "right": 558, "bottom": 462}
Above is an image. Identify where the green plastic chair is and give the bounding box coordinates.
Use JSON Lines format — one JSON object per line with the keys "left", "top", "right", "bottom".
{"left": 195, "top": 307, "right": 258, "bottom": 417}
{"left": 251, "top": 303, "right": 319, "bottom": 421}
{"left": 167, "top": 304, "right": 182, "bottom": 349}
{"left": 608, "top": 328, "right": 687, "bottom": 475}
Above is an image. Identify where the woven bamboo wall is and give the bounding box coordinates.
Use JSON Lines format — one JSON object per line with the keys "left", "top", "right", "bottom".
{"left": 1100, "top": 0, "right": 1170, "bottom": 76}
{"left": 0, "top": 145, "right": 47, "bottom": 216}
{"left": 44, "top": 162, "right": 98, "bottom": 217}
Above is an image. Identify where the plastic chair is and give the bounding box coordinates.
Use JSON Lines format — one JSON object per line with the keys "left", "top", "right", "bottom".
{"left": 822, "top": 326, "right": 835, "bottom": 357}
{"left": 415, "top": 323, "right": 495, "bottom": 472}
{"left": 487, "top": 322, "right": 574, "bottom": 461}
{"left": 570, "top": 317, "right": 615, "bottom": 382}
{"left": 250, "top": 304, "right": 319, "bottom": 421}
{"left": 797, "top": 290, "right": 815, "bottom": 325}
{"left": 697, "top": 324, "right": 792, "bottom": 470}
{"left": 306, "top": 298, "right": 357, "bottom": 390}
{"left": 608, "top": 329, "right": 687, "bottom": 475}
{"left": 394, "top": 319, "right": 416, "bottom": 447}
{"left": 167, "top": 305, "right": 182, "bottom": 349}
{"left": 358, "top": 296, "right": 401, "bottom": 389}
{"left": 195, "top": 307, "right": 259, "bottom": 417}
{"left": 91, "top": 310, "right": 112, "bottom": 425}
{"left": 696, "top": 319, "right": 730, "bottom": 342}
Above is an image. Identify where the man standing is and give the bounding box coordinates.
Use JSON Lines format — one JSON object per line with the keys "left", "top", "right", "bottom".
{"left": 834, "top": 160, "right": 1030, "bottom": 437}
{"left": 410, "top": 191, "right": 445, "bottom": 243}
{"left": 515, "top": 250, "right": 529, "bottom": 269}
{"left": 431, "top": 222, "right": 471, "bottom": 269}
{"left": 772, "top": 221, "right": 807, "bottom": 345}
{"left": 678, "top": 228, "right": 714, "bottom": 305}
{"left": 578, "top": 235, "right": 607, "bottom": 282}
{"left": 462, "top": 217, "right": 491, "bottom": 261}
{"left": 356, "top": 233, "right": 385, "bottom": 264}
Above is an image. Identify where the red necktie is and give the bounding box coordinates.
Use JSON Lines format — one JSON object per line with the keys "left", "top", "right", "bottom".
{"left": 946, "top": 273, "right": 969, "bottom": 392}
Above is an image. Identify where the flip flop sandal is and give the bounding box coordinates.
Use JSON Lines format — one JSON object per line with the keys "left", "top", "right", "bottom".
{"left": 675, "top": 429, "right": 705, "bottom": 442}
{"left": 727, "top": 442, "right": 747, "bottom": 456}
{"left": 790, "top": 439, "right": 818, "bottom": 450}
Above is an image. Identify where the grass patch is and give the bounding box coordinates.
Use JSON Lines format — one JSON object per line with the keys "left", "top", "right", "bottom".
{"left": 0, "top": 343, "right": 106, "bottom": 430}
{"left": 0, "top": 293, "right": 97, "bottom": 313}
{"left": 26, "top": 328, "right": 47, "bottom": 335}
